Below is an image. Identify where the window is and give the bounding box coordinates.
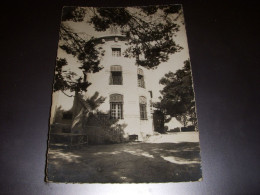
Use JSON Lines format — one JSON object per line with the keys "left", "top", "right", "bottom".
{"left": 112, "top": 48, "right": 121, "bottom": 57}
{"left": 137, "top": 68, "right": 145, "bottom": 88}
{"left": 110, "top": 65, "right": 122, "bottom": 85}
{"left": 140, "top": 104, "right": 147, "bottom": 120}
{"left": 110, "top": 94, "right": 123, "bottom": 119}
{"left": 110, "top": 103, "right": 123, "bottom": 119}
{"left": 139, "top": 96, "right": 147, "bottom": 120}
{"left": 111, "top": 71, "right": 122, "bottom": 85}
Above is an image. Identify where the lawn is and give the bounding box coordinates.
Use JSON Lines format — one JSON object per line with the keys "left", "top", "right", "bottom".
{"left": 46, "top": 135, "right": 202, "bottom": 183}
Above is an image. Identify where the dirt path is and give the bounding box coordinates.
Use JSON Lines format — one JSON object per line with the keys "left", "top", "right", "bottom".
{"left": 145, "top": 132, "right": 200, "bottom": 143}
{"left": 47, "top": 136, "right": 202, "bottom": 183}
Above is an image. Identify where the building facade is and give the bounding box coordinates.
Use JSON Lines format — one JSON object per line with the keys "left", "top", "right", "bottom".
{"left": 85, "top": 35, "right": 154, "bottom": 140}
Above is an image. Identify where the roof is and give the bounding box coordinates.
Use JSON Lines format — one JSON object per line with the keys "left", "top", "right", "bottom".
{"left": 92, "top": 34, "right": 128, "bottom": 44}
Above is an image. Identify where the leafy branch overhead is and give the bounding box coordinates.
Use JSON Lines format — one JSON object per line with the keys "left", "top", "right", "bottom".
{"left": 90, "top": 6, "right": 183, "bottom": 68}
{"left": 59, "top": 25, "right": 104, "bottom": 74}
{"left": 55, "top": 5, "right": 184, "bottom": 93}
{"left": 54, "top": 58, "right": 92, "bottom": 94}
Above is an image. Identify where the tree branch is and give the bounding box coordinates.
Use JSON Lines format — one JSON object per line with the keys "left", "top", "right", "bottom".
{"left": 61, "top": 90, "right": 74, "bottom": 97}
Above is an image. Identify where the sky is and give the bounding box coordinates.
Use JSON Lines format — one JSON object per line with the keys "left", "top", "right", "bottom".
{"left": 55, "top": 6, "right": 191, "bottom": 110}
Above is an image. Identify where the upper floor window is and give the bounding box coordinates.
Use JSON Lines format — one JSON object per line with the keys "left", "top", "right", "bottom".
{"left": 112, "top": 48, "right": 121, "bottom": 57}
{"left": 139, "top": 96, "right": 147, "bottom": 120}
{"left": 110, "top": 65, "right": 122, "bottom": 85}
{"left": 137, "top": 68, "right": 145, "bottom": 88}
{"left": 110, "top": 94, "right": 123, "bottom": 119}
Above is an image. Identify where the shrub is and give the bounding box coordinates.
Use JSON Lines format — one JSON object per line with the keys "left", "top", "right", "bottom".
{"left": 164, "top": 126, "right": 169, "bottom": 132}
{"left": 181, "top": 125, "right": 195, "bottom": 132}
{"left": 168, "top": 127, "right": 181, "bottom": 132}
{"left": 83, "top": 113, "right": 127, "bottom": 144}
{"left": 153, "top": 110, "right": 165, "bottom": 133}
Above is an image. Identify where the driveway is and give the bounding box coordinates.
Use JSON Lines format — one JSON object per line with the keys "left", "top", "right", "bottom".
{"left": 47, "top": 132, "right": 202, "bottom": 183}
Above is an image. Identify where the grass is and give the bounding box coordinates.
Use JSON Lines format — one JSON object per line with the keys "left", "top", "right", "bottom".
{"left": 46, "top": 141, "right": 202, "bottom": 183}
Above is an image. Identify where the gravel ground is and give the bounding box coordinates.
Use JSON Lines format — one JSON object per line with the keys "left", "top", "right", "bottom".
{"left": 47, "top": 132, "right": 202, "bottom": 183}
{"left": 145, "top": 132, "right": 200, "bottom": 143}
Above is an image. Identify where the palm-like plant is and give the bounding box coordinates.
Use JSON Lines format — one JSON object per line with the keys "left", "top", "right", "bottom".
{"left": 71, "top": 92, "right": 105, "bottom": 133}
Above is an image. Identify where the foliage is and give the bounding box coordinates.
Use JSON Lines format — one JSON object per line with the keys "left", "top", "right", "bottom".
{"left": 153, "top": 110, "right": 165, "bottom": 133}
{"left": 71, "top": 92, "right": 106, "bottom": 133}
{"left": 54, "top": 5, "right": 186, "bottom": 131}
{"left": 56, "top": 23, "right": 104, "bottom": 94}
{"left": 62, "top": 7, "right": 86, "bottom": 22}
{"left": 53, "top": 106, "right": 63, "bottom": 123}
{"left": 53, "top": 58, "right": 91, "bottom": 94}
{"left": 59, "top": 25, "right": 104, "bottom": 74}
{"left": 181, "top": 125, "right": 196, "bottom": 132}
{"left": 83, "top": 113, "right": 127, "bottom": 144}
{"left": 157, "top": 60, "right": 197, "bottom": 127}
{"left": 83, "top": 92, "right": 106, "bottom": 111}
{"left": 88, "top": 6, "right": 183, "bottom": 68}
{"left": 54, "top": 5, "right": 184, "bottom": 94}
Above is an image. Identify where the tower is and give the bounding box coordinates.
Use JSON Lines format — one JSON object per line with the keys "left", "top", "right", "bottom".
{"left": 85, "top": 35, "right": 154, "bottom": 140}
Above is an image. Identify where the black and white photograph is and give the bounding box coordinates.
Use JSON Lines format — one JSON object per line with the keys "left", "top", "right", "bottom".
{"left": 2, "top": 0, "right": 260, "bottom": 193}
{"left": 46, "top": 5, "right": 202, "bottom": 183}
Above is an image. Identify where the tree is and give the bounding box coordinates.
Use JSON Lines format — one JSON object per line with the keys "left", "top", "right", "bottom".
{"left": 88, "top": 6, "right": 183, "bottom": 68}
{"left": 54, "top": 5, "right": 184, "bottom": 93}
{"left": 157, "top": 60, "right": 197, "bottom": 127}
{"left": 71, "top": 92, "right": 106, "bottom": 133}
{"left": 54, "top": 58, "right": 92, "bottom": 96}
{"left": 53, "top": 5, "right": 185, "bottom": 130}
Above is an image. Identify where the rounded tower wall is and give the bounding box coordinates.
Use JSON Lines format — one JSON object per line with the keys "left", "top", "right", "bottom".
{"left": 85, "top": 36, "right": 154, "bottom": 139}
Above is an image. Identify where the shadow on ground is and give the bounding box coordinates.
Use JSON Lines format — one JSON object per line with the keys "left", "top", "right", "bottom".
{"left": 46, "top": 142, "right": 202, "bottom": 183}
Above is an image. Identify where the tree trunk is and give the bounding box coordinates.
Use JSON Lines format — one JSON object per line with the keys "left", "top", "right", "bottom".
{"left": 71, "top": 108, "right": 84, "bottom": 134}
{"left": 70, "top": 92, "right": 85, "bottom": 134}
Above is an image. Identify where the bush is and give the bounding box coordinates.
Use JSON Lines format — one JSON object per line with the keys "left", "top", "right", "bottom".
{"left": 168, "top": 127, "right": 181, "bottom": 132}
{"left": 153, "top": 110, "right": 165, "bottom": 133}
{"left": 164, "top": 126, "right": 169, "bottom": 132}
{"left": 50, "top": 123, "right": 71, "bottom": 134}
{"left": 83, "top": 113, "right": 127, "bottom": 144}
{"left": 181, "top": 125, "right": 195, "bottom": 132}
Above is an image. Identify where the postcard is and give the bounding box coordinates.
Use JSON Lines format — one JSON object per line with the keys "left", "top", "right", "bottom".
{"left": 46, "top": 5, "right": 202, "bottom": 183}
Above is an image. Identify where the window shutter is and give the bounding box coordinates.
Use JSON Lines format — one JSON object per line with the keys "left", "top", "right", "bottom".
{"left": 110, "top": 94, "right": 123, "bottom": 102}
{"left": 109, "top": 74, "right": 112, "bottom": 85}
{"left": 111, "top": 65, "right": 122, "bottom": 71}
{"left": 139, "top": 96, "right": 147, "bottom": 104}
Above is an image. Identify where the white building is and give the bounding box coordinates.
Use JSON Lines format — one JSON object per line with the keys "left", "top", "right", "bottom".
{"left": 85, "top": 35, "right": 154, "bottom": 140}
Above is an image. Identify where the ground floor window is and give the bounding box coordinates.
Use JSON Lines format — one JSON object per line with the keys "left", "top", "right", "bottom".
{"left": 110, "top": 94, "right": 123, "bottom": 119}
{"left": 140, "top": 104, "right": 147, "bottom": 120}
{"left": 139, "top": 96, "right": 147, "bottom": 120}
{"left": 110, "top": 102, "right": 123, "bottom": 119}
